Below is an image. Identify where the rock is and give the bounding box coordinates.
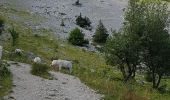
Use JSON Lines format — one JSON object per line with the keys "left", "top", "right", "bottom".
{"left": 62, "top": 82, "right": 67, "bottom": 84}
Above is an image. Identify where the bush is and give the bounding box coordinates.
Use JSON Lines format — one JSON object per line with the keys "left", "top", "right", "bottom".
{"left": 31, "top": 63, "right": 49, "bottom": 78}
{"left": 0, "top": 61, "right": 10, "bottom": 78}
{"left": 145, "top": 71, "right": 153, "bottom": 82}
{"left": 76, "top": 13, "right": 91, "bottom": 28}
{"left": 68, "top": 27, "right": 88, "bottom": 46}
{"left": 93, "top": 20, "right": 108, "bottom": 43}
{"left": 9, "top": 27, "right": 19, "bottom": 46}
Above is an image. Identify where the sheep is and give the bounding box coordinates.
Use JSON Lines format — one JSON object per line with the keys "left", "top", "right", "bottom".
{"left": 33, "top": 57, "right": 41, "bottom": 63}
{"left": 15, "top": 49, "right": 23, "bottom": 55}
{"left": 51, "top": 59, "right": 72, "bottom": 73}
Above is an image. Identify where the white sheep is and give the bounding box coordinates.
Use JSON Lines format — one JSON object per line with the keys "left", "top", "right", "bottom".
{"left": 33, "top": 57, "right": 41, "bottom": 63}
{"left": 15, "top": 49, "right": 23, "bottom": 55}
{"left": 51, "top": 59, "right": 72, "bottom": 73}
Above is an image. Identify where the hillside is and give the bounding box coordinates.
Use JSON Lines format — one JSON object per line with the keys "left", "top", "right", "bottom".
{"left": 0, "top": 0, "right": 170, "bottom": 100}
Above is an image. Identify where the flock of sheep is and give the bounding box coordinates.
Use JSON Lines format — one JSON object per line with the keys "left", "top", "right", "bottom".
{"left": 0, "top": 46, "right": 73, "bottom": 73}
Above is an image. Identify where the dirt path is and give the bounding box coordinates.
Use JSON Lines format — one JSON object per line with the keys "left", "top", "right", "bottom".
{"left": 4, "top": 62, "right": 102, "bottom": 100}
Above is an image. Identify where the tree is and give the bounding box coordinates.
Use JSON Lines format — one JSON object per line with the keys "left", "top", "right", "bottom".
{"left": 9, "top": 27, "right": 19, "bottom": 46}
{"left": 141, "top": 1, "right": 170, "bottom": 88}
{"left": 68, "top": 27, "right": 88, "bottom": 46}
{"left": 104, "top": 0, "right": 170, "bottom": 87}
{"left": 104, "top": 31, "right": 141, "bottom": 81}
{"left": 93, "top": 20, "right": 108, "bottom": 43}
{"left": 76, "top": 13, "right": 91, "bottom": 28}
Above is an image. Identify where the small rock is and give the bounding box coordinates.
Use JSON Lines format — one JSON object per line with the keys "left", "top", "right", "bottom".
{"left": 49, "top": 93, "right": 56, "bottom": 97}
{"left": 62, "top": 82, "right": 67, "bottom": 84}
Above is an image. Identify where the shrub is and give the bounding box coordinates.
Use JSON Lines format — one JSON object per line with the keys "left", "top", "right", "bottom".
{"left": 31, "top": 63, "right": 49, "bottom": 76}
{"left": 93, "top": 20, "right": 108, "bottom": 43}
{"left": 68, "top": 27, "right": 88, "bottom": 46}
{"left": 76, "top": 13, "right": 91, "bottom": 28}
{"left": 9, "top": 27, "right": 19, "bottom": 46}
{"left": 0, "top": 61, "right": 10, "bottom": 78}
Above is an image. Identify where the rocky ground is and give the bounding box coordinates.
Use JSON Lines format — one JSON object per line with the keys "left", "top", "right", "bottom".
{"left": 0, "top": 0, "right": 128, "bottom": 39}
{"left": 4, "top": 62, "right": 102, "bottom": 100}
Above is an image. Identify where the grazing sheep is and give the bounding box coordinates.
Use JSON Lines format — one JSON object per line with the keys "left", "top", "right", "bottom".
{"left": 15, "top": 49, "right": 23, "bottom": 55}
{"left": 33, "top": 57, "right": 41, "bottom": 63}
{"left": 51, "top": 59, "right": 72, "bottom": 73}
{"left": 0, "top": 46, "right": 3, "bottom": 60}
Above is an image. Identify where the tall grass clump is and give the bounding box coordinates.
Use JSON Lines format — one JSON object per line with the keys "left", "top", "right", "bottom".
{"left": 31, "top": 63, "right": 51, "bottom": 79}
{"left": 0, "top": 61, "right": 12, "bottom": 98}
{"left": 9, "top": 27, "right": 19, "bottom": 46}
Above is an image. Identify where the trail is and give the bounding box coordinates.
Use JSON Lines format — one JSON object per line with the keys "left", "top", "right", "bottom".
{"left": 4, "top": 62, "right": 101, "bottom": 100}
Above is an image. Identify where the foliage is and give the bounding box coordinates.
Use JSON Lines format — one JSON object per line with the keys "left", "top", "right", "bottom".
{"left": 68, "top": 27, "right": 88, "bottom": 46}
{"left": 76, "top": 13, "right": 91, "bottom": 29}
{"left": 0, "top": 61, "right": 12, "bottom": 98}
{"left": 138, "top": 0, "right": 170, "bottom": 89}
{"left": 93, "top": 20, "right": 108, "bottom": 43}
{"left": 104, "top": 0, "right": 170, "bottom": 89}
{"left": 9, "top": 27, "right": 19, "bottom": 46}
{"left": 104, "top": 30, "right": 141, "bottom": 81}
{"left": 0, "top": 61, "right": 10, "bottom": 79}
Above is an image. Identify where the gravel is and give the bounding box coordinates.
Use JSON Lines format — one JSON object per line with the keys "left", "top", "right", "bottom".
{"left": 0, "top": 0, "right": 128, "bottom": 39}
{"left": 4, "top": 62, "right": 102, "bottom": 100}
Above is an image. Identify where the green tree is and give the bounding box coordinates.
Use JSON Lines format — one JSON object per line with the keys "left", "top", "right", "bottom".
{"left": 141, "top": 1, "right": 170, "bottom": 88}
{"left": 93, "top": 20, "right": 108, "bottom": 43}
{"left": 9, "top": 27, "right": 19, "bottom": 46}
{"left": 68, "top": 27, "right": 88, "bottom": 46}
{"left": 104, "top": 31, "right": 141, "bottom": 81}
{"left": 104, "top": 0, "right": 170, "bottom": 87}
{"left": 76, "top": 13, "right": 91, "bottom": 28}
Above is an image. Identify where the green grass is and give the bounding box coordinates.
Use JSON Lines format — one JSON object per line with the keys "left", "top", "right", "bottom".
{"left": 0, "top": 61, "right": 12, "bottom": 99}
{"left": 0, "top": 76, "right": 12, "bottom": 99}
{"left": 31, "top": 63, "right": 53, "bottom": 79}
{"left": 1, "top": 3, "right": 170, "bottom": 100}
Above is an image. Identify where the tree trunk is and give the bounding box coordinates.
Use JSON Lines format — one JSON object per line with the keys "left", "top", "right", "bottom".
{"left": 155, "top": 74, "right": 162, "bottom": 89}
{"left": 152, "top": 69, "right": 156, "bottom": 88}
{"left": 120, "top": 65, "right": 126, "bottom": 79}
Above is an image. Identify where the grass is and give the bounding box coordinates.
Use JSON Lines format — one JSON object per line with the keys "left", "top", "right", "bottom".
{"left": 31, "top": 63, "right": 52, "bottom": 79}
{"left": 1, "top": 3, "right": 170, "bottom": 100}
{"left": 0, "top": 61, "right": 12, "bottom": 99}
